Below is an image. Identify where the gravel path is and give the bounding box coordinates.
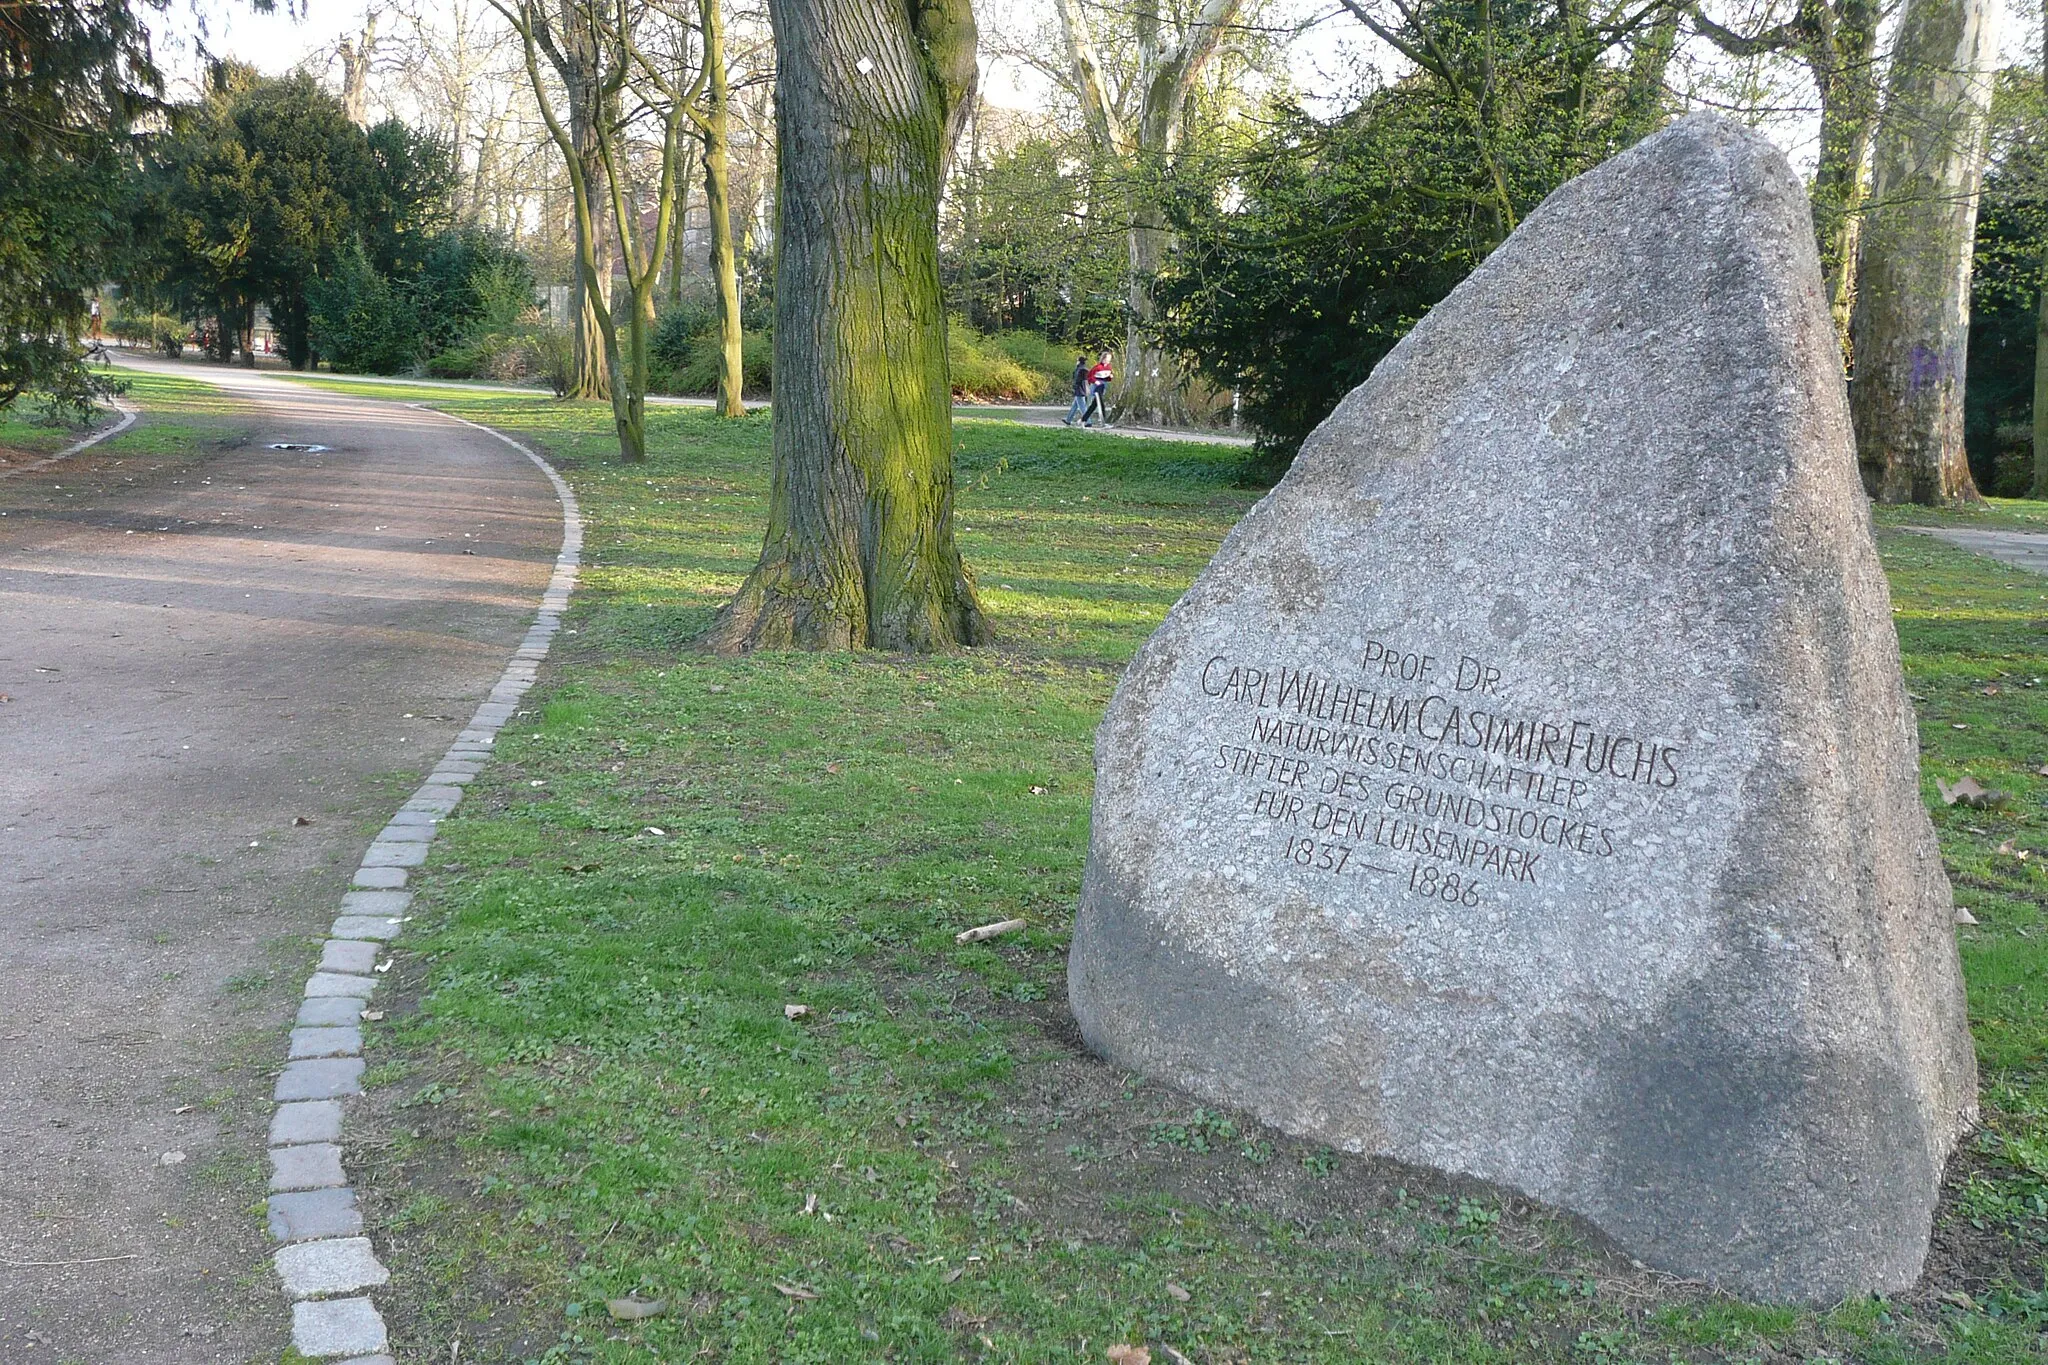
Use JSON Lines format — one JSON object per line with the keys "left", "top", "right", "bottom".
{"left": 0, "top": 358, "right": 561, "bottom": 1362}
{"left": 1914, "top": 525, "right": 2048, "bottom": 577}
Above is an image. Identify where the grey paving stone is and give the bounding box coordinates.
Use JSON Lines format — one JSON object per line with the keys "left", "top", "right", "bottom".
{"left": 268, "top": 1187, "right": 360, "bottom": 1243}
{"left": 292, "top": 1297, "right": 386, "bottom": 1357}
{"left": 336, "top": 1357, "right": 397, "bottom": 1365}
{"left": 455, "top": 729, "right": 496, "bottom": 744}
{"left": 296, "top": 996, "right": 366, "bottom": 1028}
{"left": 408, "top": 784, "right": 464, "bottom": 805}
{"left": 319, "top": 940, "right": 378, "bottom": 974}
{"left": 350, "top": 866, "right": 407, "bottom": 890}
{"left": 375, "top": 822, "right": 436, "bottom": 843}
{"left": 270, "top": 1142, "right": 346, "bottom": 1192}
{"left": 274, "top": 1237, "right": 389, "bottom": 1298}
{"left": 425, "top": 770, "right": 474, "bottom": 786}
{"left": 361, "top": 841, "right": 426, "bottom": 869}
{"left": 289, "top": 1026, "right": 363, "bottom": 1060}
{"left": 274, "top": 1057, "right": 364, "bottom": 1102}
{"left": 340, "top": 889, "right": 414, "bottom": 913}
{"left": 330, "top": 915, "right": 402, "bottom": 942}
{"left": 304, "top": 972, "right": 375, "bottom": 1000}
{"left": 270, "top": 1100, "right": 343, "bottom": 1147}
{"left": 382, "top": 809, "right": 439, "bottom": 827}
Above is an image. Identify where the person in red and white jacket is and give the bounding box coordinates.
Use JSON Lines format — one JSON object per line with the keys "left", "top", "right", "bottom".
{"left": 1083, "top": 351, "right": 1114, "bottom": 427}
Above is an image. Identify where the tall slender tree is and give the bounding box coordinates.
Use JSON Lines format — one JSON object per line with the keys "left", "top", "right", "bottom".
{"left": 500, "top": 0, "right": 698, "bottom": 461}
{"left": 1690, "top": 0, "right": 1886, "bottom": 337}
{"left": 2033, "top": 0, "right": 2048, "bottom": 497}
{"left": 708, "top": 0, "right": 987, "bottom": 651}
{"left": 690, "top": 0, "right": 746, "bottom": 417}
{"left": 1850, "top": 0, "right": 1999, "bottom": 503}
{"left": 1050, "top": 0, "right": 1245, "bottom": 425}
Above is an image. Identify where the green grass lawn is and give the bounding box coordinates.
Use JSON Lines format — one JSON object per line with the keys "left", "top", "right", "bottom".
{"left": 271, "top": 379, "right": 2048, "bottom": 1362}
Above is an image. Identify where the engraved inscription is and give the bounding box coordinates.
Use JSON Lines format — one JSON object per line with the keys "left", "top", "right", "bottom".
{"left": 1197, "top": 639, "right": 1687, "bottom": 907}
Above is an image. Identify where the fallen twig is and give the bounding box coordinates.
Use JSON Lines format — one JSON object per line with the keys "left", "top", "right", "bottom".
{"left": 955, "top": 918, "right": 1026, "bottom": 945}
{"left": 2, "top": 1253, "right": 140, "bottom": 1268}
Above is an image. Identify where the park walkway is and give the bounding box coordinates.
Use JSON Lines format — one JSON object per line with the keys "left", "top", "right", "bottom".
{"left": 0, "top": 359, "right": 561, "bottom": 1362}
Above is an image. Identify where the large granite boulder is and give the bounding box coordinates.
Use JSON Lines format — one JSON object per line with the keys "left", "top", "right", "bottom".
{"left": 1068, "top": 113, "right": 1977, "bottom": 1302}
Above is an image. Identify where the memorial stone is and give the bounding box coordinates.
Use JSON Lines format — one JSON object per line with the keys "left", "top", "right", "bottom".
{"left": 1067, "top": 113, "right": 1978, "bottom": 1302}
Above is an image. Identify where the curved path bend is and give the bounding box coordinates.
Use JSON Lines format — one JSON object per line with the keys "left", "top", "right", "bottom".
{"left": 0, "top": 358, "right": 563, "bottom": 1362}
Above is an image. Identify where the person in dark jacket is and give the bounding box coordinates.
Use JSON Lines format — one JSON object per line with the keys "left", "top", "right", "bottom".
{"left": 1062, "top": 354, "right": 1091, "bottom": 426}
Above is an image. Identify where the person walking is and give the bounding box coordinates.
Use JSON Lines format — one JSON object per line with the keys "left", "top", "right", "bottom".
{"left": 1084, "top": 350, "right": 1114, "bottom": 427}
{"left": 1062, "top": 354, "right": 1091, "bottom": 426}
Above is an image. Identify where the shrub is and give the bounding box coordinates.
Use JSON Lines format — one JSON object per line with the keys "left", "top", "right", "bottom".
{"left": 948, "top": 320, "right": 1058, "bottom": 401}
{"left": 309, "top": 239, "right": 420, "bottom": 373}
{"left": 652, "top": 294, "right": 719, "bottom": 372}
{"left": 425, "top": 327, "right": 552, "bottom": 382}
{"left": 109, "top": 311, "right": 188, "bottom": 358}
{"left": 662, "top": 326, "right": 771, "bottom": 396}
{"left": 987, "top": 328, "right": 1076, "bottom": 383}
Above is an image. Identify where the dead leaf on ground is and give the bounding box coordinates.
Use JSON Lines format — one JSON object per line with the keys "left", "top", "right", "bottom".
{"left": 773, "top": 1281, "right": 820, "bottom": 1301}
{"left": 941, "top": 1306, "right": 990, "bottom": 1329}
{"left": 1936, "top": 776, "right": 2011, "bottom": 808}
{"left": 784, "top": 1003, "right": 810, "bottom": 1020}
{"left": 1956, "top": 906, "right": 1980, "bottom": 925}
{"left": 291, "top": 815, "right": 312, "bottom": 826}
{"left": 825, "top": 762, "right": 843, "bottom": 774}
{"left": 1997, "top": 840, "right": 2031, "bottom": 860}
{"left": 940, "top": 1266, "right": 963, "bottom": 1284}
{"left": 1029, "top": 785, "right": 1048, "bottom": 795}
{"left": 1106, "top": 1347, "right": 1150, "bottom": 1365}
{"left": 359, "top": 1008, "right": 385, "bottom": 1021}
{"left": 605, "top": 1297, "right": 667, "bottom": 1321}
{"left": 1164, "top": 1281, "right": 1191, "bottom": 1302}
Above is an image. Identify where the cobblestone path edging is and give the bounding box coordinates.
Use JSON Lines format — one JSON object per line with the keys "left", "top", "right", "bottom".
{"left": 0, "top": 394, "right": 137, "bottom": 480}
{"left": 267, "top": 409, "right": 581, "bottom": 1361}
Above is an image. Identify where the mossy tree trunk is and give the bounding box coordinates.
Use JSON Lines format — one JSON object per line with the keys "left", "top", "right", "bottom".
{"left": 501, "top": 0, "right": 698, "bottom": 463}
{"left": 695, "top": 0, "right": 747, "bottom": 418}
{"left": 707, "top": 0, "right": 988, "bottom": 652}
{"left": 562, "top": 0, "right": 616, "bottom": 403}
{"left": 1849, "top": 0, "right": 1998, "bottom": 504}
{"left": 2035, "top": 0, "right": 2048, "bottom": 499}
{"left": 1051, "top": 0, "right": 1243, "bottom": 428}
{"left": 1693, "top": 0, "right": 1883, "bottom": 340}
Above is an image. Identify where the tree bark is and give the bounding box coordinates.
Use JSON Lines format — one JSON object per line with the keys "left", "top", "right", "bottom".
{"left": 1849, "top": 0, "right": 1998, "bottom": 504}
{"left": 699, "top": 0, "right": 746, "bottom": 417}
{"left": 1052, "top": 0, "right": 1245, "bottom": 428}
{"left": 339, "top": 11, "right": 379, "bottom": 129}
{"left": 2034, "top": 281, "right": 2048, "bottom": 496}
{"left": 1809, "top": 0, "right": 1883, "bottom": 337}
{"left": 562, "top": 0, "right": 615, "bottom": 402}
{"left": 2035, "top": 0, "right": 2048, "bottom": 499}
{"left": 708, "top": 0, "right": 987, "bottom": 652}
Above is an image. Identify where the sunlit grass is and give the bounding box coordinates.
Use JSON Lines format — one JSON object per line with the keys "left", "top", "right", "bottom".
{"left": 253, "top": 375, "right": 2048, "bottom": 1360}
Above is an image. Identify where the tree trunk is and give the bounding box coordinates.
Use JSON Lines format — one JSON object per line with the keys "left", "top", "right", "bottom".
{"left": 2038, "top": 1, "right": 2048, "bottom": 500}
{"left": 1620, "top": 6, "right": 1678, "bottom": 135}
{"left": 701, "top": 0, "right": 747, "bottom": 417}
{"left": 1849, "top": 0, "right": 1998, "bottom": 504}
{"left": 1119, "top": 202, "right": 1183, "bottom": 425}
{"left": 562, "top": 0, "right": 615, "bottom": 402}
{"left": 239, "top": 302, "right": 256, "bottom": 367}
{"left": 1809, "top": 0, "right": 1883, "bottom": 339}
{"left": 613, "top": 282, "right": 651, "bottom": 462}
{"left": 2033, "top": 283, "right": 2048, "bottom": 497}
{"left": 709, "top": 0, "right": 987, "bottom": 652}
{"left": 339, "top": 13, "right": 378, "bottom": 128}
